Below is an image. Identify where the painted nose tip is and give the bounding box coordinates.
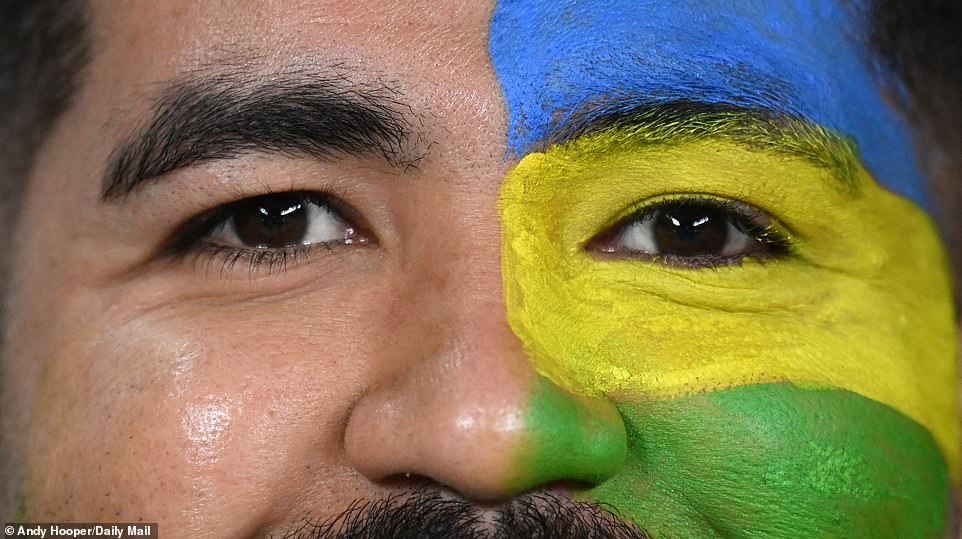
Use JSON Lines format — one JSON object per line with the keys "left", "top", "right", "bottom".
{"left": 505, "top": 377, "right": 628, "bottom": 493}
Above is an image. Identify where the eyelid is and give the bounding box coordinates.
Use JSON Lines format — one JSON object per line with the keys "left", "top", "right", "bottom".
{"left": 160, "top": 204, "right": 233, "bottom": 258}
{"left": 583, "top": 193, "right": 792, "bottom": 247}
{"left": 583, "top": 193, "right": 795, "bottom": 266}
{"left": 158, "top": 190, "right": 375, "bottom": 260}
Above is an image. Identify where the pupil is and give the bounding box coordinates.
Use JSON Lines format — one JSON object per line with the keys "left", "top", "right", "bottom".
{"left": 234, "top": 194, "right": 309, "bottom": 248}
{"left": 653, "top": 204, "right": 728, "bottom": 256}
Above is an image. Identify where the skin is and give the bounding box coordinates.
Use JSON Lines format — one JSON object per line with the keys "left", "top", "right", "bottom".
{"left": 10, "top": 0, "right": 529, "bottom": 533}
{"left": 2, "top": 0, "right": 957, "bottom": 537}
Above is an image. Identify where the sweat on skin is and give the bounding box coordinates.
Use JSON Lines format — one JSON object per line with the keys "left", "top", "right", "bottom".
{"left": 488, "top": 0, "right": 959, "bottom": 536}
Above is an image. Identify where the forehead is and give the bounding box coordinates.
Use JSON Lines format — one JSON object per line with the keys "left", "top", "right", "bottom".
{"left": 489, "top": 0, "right": 927, "bottom": 207}
{"left": 80, "top": 0, "right": 503, "bottom": 178}
{"left": 86, "top": 0, "right": 926, "bottom": 207}
{"left": 85, "top": 0, "right": 497, "bottom": 109}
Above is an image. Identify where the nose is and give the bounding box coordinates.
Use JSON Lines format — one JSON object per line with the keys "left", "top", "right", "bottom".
{"left": 343, "top": 289, "right": 627, "bottom": 501}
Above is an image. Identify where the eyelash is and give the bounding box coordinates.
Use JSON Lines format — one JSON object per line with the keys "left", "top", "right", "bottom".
{"left": 183, "top": 243, "right": 329, "bottom": 277}
{"left": 589, "top": 194, "right": 794, "bottom": 267}
{"left": 160, "top": 191, "right": 361, "bottom": 277}
{"left": 161, "top": 192, "right": 792, "bottom": 277}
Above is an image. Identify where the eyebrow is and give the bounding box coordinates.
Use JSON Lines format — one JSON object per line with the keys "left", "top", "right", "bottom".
{"left": 539, "top": 100, "right": 862, "bottom": 191}
{"left": 102, "top": 68, "right": 423, "bottom": 201}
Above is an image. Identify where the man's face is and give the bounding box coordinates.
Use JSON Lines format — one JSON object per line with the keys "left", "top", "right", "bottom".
{"left": 5, "top": 0, "right": 958, "bottom": 537}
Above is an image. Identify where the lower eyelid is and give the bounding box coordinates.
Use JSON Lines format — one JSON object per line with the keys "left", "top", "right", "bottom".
{"left": 185, "top": 240, "right": 368, "bottom": 279}
{"left": 193, "top": 244, "right": 312, "bottom": 277}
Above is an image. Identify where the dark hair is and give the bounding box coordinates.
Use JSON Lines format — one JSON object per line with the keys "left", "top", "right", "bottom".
{"left": 0, "top": 0, "right": 90, "bottom": 311}
{"left": 0, "top": 0, "right": 90, "bottom": 517}
{"left": 0, "top": 0, "right": 90, "bottom": 201}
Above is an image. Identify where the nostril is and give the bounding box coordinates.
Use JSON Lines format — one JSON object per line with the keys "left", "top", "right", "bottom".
{"left": 528, "top": 478, "right": 599, "bottom": 495}
{"left": 377, "top": 472, "right": 438, "bottom": 491}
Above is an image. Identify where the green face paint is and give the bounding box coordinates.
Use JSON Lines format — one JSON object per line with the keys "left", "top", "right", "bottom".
{"left": 507, "top": 376, "right": 627, "bottom": 492}
{"left": 588, "top": 383, "right": 948, "bottom": 538}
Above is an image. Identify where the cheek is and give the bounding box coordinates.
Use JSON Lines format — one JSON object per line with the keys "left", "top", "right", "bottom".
{"left": 23, "top": 322, "right": 199, "bottom": 523}
{"left": 590, "top": 385, "right": 950, "bottom": 536}
{"left": 20, "top": 293, "right": 378, "bottom": 534}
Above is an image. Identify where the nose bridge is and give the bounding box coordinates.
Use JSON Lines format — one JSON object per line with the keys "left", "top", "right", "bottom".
{"left": 397, "top": 215, "right": 512, "bottom": 347}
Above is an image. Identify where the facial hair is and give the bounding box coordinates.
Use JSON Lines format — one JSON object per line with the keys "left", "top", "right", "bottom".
{"left": 275, "top": 491, "right": 652, "bottom": 539}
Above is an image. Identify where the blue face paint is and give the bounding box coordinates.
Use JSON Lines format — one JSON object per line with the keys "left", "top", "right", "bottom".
{"left": 488, "top": 0, "right": 930, "bottom": 209}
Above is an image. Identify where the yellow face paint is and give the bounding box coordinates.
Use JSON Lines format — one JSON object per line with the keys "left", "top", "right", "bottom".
{"left": 499, "top": 134, "right": 960, "bottom": 476}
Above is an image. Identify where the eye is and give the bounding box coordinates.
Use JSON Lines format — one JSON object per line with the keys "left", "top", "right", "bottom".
{"left": 160, "top": 191, "right": 373, "bottom": 274}
{"left": 205, "top": 192, "right": 367, "bottom": 249}
{"left": 586, "top": 196, "right": 791, "bottom": 267}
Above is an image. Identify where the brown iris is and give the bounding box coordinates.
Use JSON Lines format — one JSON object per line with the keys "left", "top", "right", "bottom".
{"left": 232, "top": 193, "right": 310, "bottom": 248}
{"left": 652, "top": 204, "right": 728, "bottom": 257}
{"left": 584, "top": 196, "right": 791, "bottom": 268}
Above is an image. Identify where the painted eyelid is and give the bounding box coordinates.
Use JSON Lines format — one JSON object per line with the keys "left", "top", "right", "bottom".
{"left": 583, "top": 195, "right": 793, "bottom": 253}
{"left": 582, "top": 194, "right": 711, "bottom": 244}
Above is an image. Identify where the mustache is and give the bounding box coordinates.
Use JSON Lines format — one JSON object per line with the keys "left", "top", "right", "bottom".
{"left": 276, "top": 491, "right": 652, "bottom": 539}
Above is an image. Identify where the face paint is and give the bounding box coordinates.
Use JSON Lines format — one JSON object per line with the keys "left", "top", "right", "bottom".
{"left": 506, "top": 376, "right": 627, "bottom": 492}
{"left": 499, "top": 129, "right": 958, "bottom": 535}
{"left": 489, "top": 0, "right": 957, "bottom": 531}
{"left": 500, "top": 130, "right": 958, "bottom": 456}
{"left": 597, "top": 384, "right": 949, "bottom": 536}
{"left": 489, "top": 0, "right": 929, "bottom": 208}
